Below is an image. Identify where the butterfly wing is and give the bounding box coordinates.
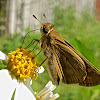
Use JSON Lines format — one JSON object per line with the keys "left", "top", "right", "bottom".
{"left": 79, "top": 63, "right": 100, "bottom": 86}
{"left": 46, "top": 55, "right": 60, "bottom": 86}
{"left": 64, "top": 40, "right": 100, "bottom": 86}
{"left": 52, "top": 38, "right": 100, "bottom": 86}
{"left": 51, "top": 38, "right": 86, "bottom": 85}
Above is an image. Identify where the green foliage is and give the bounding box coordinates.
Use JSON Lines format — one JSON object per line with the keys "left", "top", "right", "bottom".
{"left": 0, "top": 6, "right": 100, "bottom": 100}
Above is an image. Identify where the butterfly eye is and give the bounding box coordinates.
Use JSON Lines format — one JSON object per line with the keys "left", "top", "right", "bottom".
{"left": 43, "top": 26, "right": 49, "bottom": 34}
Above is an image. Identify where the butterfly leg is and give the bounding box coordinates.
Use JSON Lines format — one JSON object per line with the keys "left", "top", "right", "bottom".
{"left": 25, "top": 39, "right": 40, "bottom": 49}
{"left": 39, "top": 57, "right": 48, "bottom": 67}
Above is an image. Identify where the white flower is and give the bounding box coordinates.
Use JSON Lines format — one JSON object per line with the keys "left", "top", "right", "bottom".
{"left": 0, "top": 69, "right": 36, "bottom": 100}
{"left": 36, "top": 81, "right": 60, "bottom": 100}
{"left": 35, "top": 66, "right": 44, "bottom": 74}
{"left": 0, "top": 51, "right": 8, "bottom": 64}
{"left": 0, "top": 51, "right": 44, "bottom": 100}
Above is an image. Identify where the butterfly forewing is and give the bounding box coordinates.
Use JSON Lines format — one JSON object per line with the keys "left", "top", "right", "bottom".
{"left": 53, "top": 38, "right": 100, "bottom": 86}
{"left": 63, "top": 40, "right": 100, "bottom": 86}
{"left": 52, "top": 39, "right": 87, "bottom": 84}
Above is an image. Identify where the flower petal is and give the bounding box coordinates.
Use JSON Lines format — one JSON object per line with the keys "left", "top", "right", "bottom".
{"left": 40, "top": 92, "right": 53, "bottom": 100}
{"left": 37, "top": 81, "right": 56, "bottom": 97}
{"left": 45, "top": 81, "right": 56, "bottom": 91}
{"left": 14, "top": 82, "right": 36, "bottom": 100}
{"left": 23, "top": 78, "right": 34, "bottom": 94}
{"left": 50, "top": 93, "right": 60, "bottom": 100}
{"left": 36, "top": 66, "right": 44, "bottom": 73}
{"left": 0, "top": 51, "right": 8, "bottom": 63}
{"left": 25, "top": 77, "right": 32, "bottom": 85}
{"left": 0, "top": 69, "right": 19, "bottom": 100}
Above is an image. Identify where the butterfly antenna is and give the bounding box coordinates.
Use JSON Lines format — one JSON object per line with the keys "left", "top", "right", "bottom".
{"left": 33, "top": 15, "right": 42, "bottom": 24}
{"left": 43, "top": 14, "right": 48, "bottom": 22}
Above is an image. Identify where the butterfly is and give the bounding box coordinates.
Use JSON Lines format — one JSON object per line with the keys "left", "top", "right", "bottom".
{"left": 33, "top": 15, "right": 100, "bottom": 86}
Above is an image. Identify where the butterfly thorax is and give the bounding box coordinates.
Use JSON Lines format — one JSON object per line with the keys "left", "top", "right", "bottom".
{"left": 40, "top": 34, "right": 53, "bottom": 58}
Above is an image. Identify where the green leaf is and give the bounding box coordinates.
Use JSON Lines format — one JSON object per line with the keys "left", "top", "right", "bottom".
{"left": 11, "top": 89, "right": 16, "bottom": 100}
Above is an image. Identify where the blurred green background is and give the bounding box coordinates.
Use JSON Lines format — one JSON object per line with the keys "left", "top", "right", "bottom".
{"left": 1, "top": 3, "right": 100, "bottom": 100}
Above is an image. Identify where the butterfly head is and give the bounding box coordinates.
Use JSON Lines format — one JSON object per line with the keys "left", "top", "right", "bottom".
{"left": 40, "top": 23, "right": 54, "bottom": 35}
{"left": 32, "top": 15, "right": 54, "bottom": 35}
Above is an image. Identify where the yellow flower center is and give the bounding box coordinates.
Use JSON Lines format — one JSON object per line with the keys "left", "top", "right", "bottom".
{"left": 7, "top": 46, "right": 40, "bottom": 81}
